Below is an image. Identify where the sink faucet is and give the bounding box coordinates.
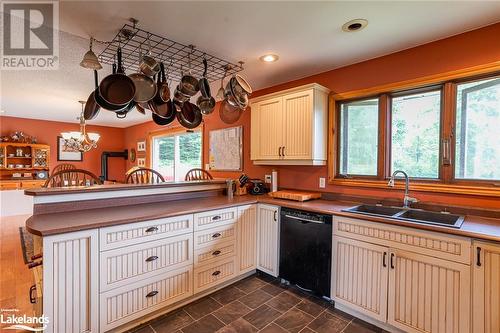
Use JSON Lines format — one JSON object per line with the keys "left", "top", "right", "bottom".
{"left": 388, "top": 170, "right": 419, "bottom": 208}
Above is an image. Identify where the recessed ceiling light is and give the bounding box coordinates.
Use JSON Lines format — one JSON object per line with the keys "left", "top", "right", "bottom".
{"left": 342, "top": 19, "right": 368, "bottom": 32}
{"left": 260, "top": 54, "right": 279, "bottom": 63}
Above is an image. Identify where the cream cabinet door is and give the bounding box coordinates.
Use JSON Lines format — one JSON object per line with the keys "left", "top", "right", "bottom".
{"left": 332, "top": 236, "right": 389, "bottom": 322}
{"left": 388, "top": 249, "right": 470, "bottom": 333}
{"left": 257, "top": 204, "right": 279, "bottom": 277}
{"left": 282, "top": 89, "right": 314, "bottom": 159}
{"left": 473, "top": 241, "right": 500, "bottom": 333}
{"left": 238, "top": 204, "right": 257, "bottom": 274}
{"left": 251, "top": 97, "right": 283, "bottom": 160}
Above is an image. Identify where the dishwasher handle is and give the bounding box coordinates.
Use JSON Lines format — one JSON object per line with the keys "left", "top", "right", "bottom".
{"left": 283, "top": 214, "right": 326, "bottom": 224}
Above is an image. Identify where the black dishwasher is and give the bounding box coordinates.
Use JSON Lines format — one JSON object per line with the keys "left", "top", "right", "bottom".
{"left": 279, "top": 207, "right": 332, "bottom": 298}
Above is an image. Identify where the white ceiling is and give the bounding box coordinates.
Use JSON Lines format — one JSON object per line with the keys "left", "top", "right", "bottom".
{"left": 1, "top": 1, "right": 499, "bottom": 128}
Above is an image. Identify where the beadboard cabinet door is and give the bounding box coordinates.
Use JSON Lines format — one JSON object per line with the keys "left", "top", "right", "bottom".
{"left": 250, "top": 97, "right": 283, "bottom": 160}
{"left": 332, "top": 236, "right": 389, "bottom": 323}
{"left": 237, "top": 204, "right": 257, "bottom": 274}
{"left": 256, "top": 204, "right": 279, "bottom": 277}
{"left": 387, "top": 249, "right": 470, "bottom": 333}
{"left": 282, "top": 89, "right": 314, "bottom": 160}
{"left": 43, "top": 229, "right": 99, "bottom": 333}
{"left": 473, "top": 241, "right": 500, "bottom": 333}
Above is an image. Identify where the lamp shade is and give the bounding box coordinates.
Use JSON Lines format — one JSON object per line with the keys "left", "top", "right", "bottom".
{"left": 80, "top": 50, "right": 102, "bottom": 70}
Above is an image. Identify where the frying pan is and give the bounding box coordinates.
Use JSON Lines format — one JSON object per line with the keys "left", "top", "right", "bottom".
{"left": 83, "top": 70, "right": 100, "bottom": 120}
{"left": 154, "top": 63, "right": 170, "bottom": 104}
{"left": 93, "top": 67, "right": 127, "bottom": 112}
{"left": 148, "top": 67, "right": 171, "bottom": 118}
{"left": 199, "top": 59, "right": 211, "bottom": 98}
{"left": 151, "top": 100, "right": 176, "bottom": 125}
{"left": 99, "top": 47, "right": 136, "bottom": 107}
{"left": 219, "top": 99, "right": 242, "bottom": 124}
{"left": 177, "top": 102, "right": 202, "bottom": 129}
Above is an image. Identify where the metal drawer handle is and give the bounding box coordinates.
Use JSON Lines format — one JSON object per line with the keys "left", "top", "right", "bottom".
{"left": 212, "top": 250, "right": 221, "bottom": 256}
{"left": 383, "top": 252, "right": 387, "bottom": 268}
{"left": 212, "top": 270, "right": 221, "bottom": 276}
{"left": 146, "top": 291, "right": 158, "bottom": 298}
{"left": 390, "top": 253, "right": 395, "bottom": 269}
{"left": 477, "top": 247, "right": 482, "bottom": 267}
{"left": 212, "top": 215, "right": 221, "bottom": 220}
{"left": 145, "top": 226, "right": 158, "bottom": 233}
{"left": 145, "top": 255, "right": 158, "bottom": 262}
{"left": 29, "top": 285, "right": 37, "bottom": 304}
{"left": 212, "top": 233, "right": 221, "bottom": 238}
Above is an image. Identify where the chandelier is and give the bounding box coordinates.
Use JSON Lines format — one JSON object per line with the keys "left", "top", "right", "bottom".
{"left": 61, "top": 101, "right": 100, "bottom": 152}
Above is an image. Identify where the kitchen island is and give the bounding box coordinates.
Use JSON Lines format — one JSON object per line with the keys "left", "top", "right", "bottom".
{"left": 25, "top": 182, "right": 500, "bottom": 333}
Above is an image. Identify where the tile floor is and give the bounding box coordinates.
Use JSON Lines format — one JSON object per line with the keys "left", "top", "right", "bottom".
{"left": 128, "top": 273, "right": 388, "bottom": 333}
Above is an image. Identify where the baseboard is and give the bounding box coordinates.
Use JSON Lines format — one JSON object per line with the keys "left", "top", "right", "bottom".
{"left": 334, "top": 303, "right": 406, "bottom": 333}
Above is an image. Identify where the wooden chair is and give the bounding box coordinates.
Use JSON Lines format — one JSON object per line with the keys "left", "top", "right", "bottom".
{"left": 126, "top": 168, "right": 165, "bottom": 184}
{"left": 43, "top": 169, "right": 102, "bottom": 188}
{"left": 52, "top": 163, "right": 76, "bottom": 175}
{"left": 185, "top": 168, "right": 213, "bottom": 181}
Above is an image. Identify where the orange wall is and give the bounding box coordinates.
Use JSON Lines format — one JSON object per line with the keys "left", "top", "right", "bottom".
{"left": 0, "top": 116, "right": 127, "bottom": 182}
{"left": 123, "top": 108, "right": 272, "bottom": 180}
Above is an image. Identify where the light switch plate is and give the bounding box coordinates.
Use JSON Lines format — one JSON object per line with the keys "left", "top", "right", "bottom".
{"left": 205, "top": 164, "right": 210, "bottom": 170}
{"left": 265, "top": 174, "right": 272, "bottom": 183}
{"left": 319, "top": 177, "right": 326, "bottom": 188}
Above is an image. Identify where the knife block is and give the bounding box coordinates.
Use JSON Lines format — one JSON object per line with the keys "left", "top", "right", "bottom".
{"left": 234, "top": 180, "right": 248, "bottom": 196}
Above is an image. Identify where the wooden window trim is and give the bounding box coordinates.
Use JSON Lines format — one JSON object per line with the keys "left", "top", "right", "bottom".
{"left": 328, "top": 61, "right": 500, "bottom": 197}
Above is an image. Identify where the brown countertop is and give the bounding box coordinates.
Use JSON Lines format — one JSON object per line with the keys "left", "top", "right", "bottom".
{"left": 24, "top": 179, "right": 226, "bottom": 196}
{"left": 26, "top": 195, "right": 500, "bottom": 243}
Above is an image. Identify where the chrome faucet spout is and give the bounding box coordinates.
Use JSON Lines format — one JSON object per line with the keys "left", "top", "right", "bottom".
{"left": 388, "top": 170, "right": 418, "bottom": 208}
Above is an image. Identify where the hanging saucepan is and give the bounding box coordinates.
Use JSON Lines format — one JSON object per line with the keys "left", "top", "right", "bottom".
{"left": 84, "top": 70, "right": 101, "bottom": 120}
{"left": 178, "top": 52, "right": 199, "bottom": 96}
{"left": 94, "top": 66, "right": 128, "bottom": 112}
{"left": 154, "top": 62, "right": 170, "bottom": 104}
{"left": 233, "top": 74, "right": 253, "bottom": 94}
{"left": 148, "top": 67, "right": 171, "bottom": 119}
{"left": 173, "top": 85, "right": 191, "bottom": 108}
{"left": 99, "top": 48, "right": 136, "bottom": 108}
{"left": 152, "top": 100, "right": 176, "bottom": 125}
{"left": 224, "top": 76, "right": 249, "bottom": 110}
{"left": 139, "top": 34, "right": 160, "bottom": 77}
{"left": 129, "top": 45, "right": 157, "bottom": 103}
{"left": 219, "top": 99, "right": 242, "bottom": 124}
{"left": 115, "top": 100, "right": 136, "bottom": 119}
{"left": 177, "top": 102, "right": 202, "bottom": 129}
{"left": 196, "top": 59, "right": 216, "bottom": 115}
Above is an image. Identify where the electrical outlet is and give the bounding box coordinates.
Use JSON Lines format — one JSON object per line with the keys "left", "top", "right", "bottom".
{"left": 265, "top": 174, "right": 272, "bottom": 183}
{"left": 319, "top": 177, "right": 326, "bottom": 188}
{"left": 205, "top": 164, "right": 210, "bottom": 170}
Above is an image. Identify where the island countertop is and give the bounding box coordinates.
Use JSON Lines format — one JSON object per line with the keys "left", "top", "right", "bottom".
{"left": 26, "top": 194, "right": 500, "bottom": 243}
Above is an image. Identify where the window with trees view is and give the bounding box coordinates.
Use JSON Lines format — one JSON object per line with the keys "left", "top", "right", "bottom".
{"left": 339, "top": 98, "right": 379, "bottom": 176}
{"left": 391, "top": 90, "right": 441, "bottom": 178}
{"left": 455, "top": 77, "right": 500, "bottom": 180}
{"left": 333, "top": 72, "right": 500, "bottom": 194}
{"left": 151, "top": 131, "right": 202, "bottom": 181}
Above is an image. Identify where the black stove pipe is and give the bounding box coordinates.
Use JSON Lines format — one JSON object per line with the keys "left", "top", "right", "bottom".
{"left": 100, "top": 150, "right": 128, "bottom": 181}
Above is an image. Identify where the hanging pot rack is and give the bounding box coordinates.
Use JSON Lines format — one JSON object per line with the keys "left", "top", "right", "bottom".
{"left": 97, "top": 19, "right": 244, "bottom": 83}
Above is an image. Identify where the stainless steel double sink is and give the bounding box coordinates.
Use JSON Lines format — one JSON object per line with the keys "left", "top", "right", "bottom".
{"left": 342, "top": 204, "right": 465, "bottom": 229}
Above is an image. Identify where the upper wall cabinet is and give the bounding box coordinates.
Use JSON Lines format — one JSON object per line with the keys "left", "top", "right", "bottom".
{"left": 250, "top": 83, "right": 330, "bottom": 165}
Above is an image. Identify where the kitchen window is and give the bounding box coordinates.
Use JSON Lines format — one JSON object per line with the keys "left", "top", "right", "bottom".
{"left": 329, "top": 70, "right": 500, "bottom": 196}
{"left": 151, "top": 130, "right": 202, "bottom": 181}
{"left": 455, "top": 77, "right": 500, "bottom": 180}
{"left": 338, "top": 98, "right": 379, "bottom": 176}
{"left": 391, "top": 90, "right": 441, "bottom": 179}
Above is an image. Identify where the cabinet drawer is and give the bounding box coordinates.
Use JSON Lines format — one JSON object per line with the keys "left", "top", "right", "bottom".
{"left": 100, "top": 214, "right": 193, "bottom": 251}
{"left": 334, "top": 216, "right": 471, "bottom": 264}
{"left": 100, "top": 266, "right": 193, "bottom": 332}
{"left": 194, "top": 223, "right": 237, "bottom": 250}
{"left": 194, "top": 207, "right": 237, "bottom": 231}
{"left": 194, "top": 240, "right": 236, "bottom": 267}
{"left": 193, "top": 257, "right": 236, "bottom": 293}
{"left": 100, "top": 233, "right": 193, "bottom": 291}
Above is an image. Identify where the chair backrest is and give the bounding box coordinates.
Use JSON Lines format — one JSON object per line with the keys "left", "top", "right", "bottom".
{"left": 126, "top": 168, "right": 165, "bottom": 184}
{"left": 185, "top": 168, "right": 213, "bottom": 181}
{"left": 52, "top": 163, "right": 76, "bottom": 175}
{"left": 43, "top": 169, "right": 102, "bottom": 188}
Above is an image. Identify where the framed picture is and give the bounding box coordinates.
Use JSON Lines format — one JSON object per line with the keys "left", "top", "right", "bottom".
{"left": 137, "top": 157, "right": 146, "bottom": 167}
{"left": 57, "top": 136, "right": 83, "bottom": 161}
{"left": 137, "top": 140, "right": 146, "bottom": 152}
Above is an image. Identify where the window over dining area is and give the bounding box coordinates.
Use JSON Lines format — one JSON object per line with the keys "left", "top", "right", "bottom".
{"left": 151, "top": 130, "right": 202, "bottom": 181}
{"left": 331, "top": 71, "right": 500, "bottom": 195}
